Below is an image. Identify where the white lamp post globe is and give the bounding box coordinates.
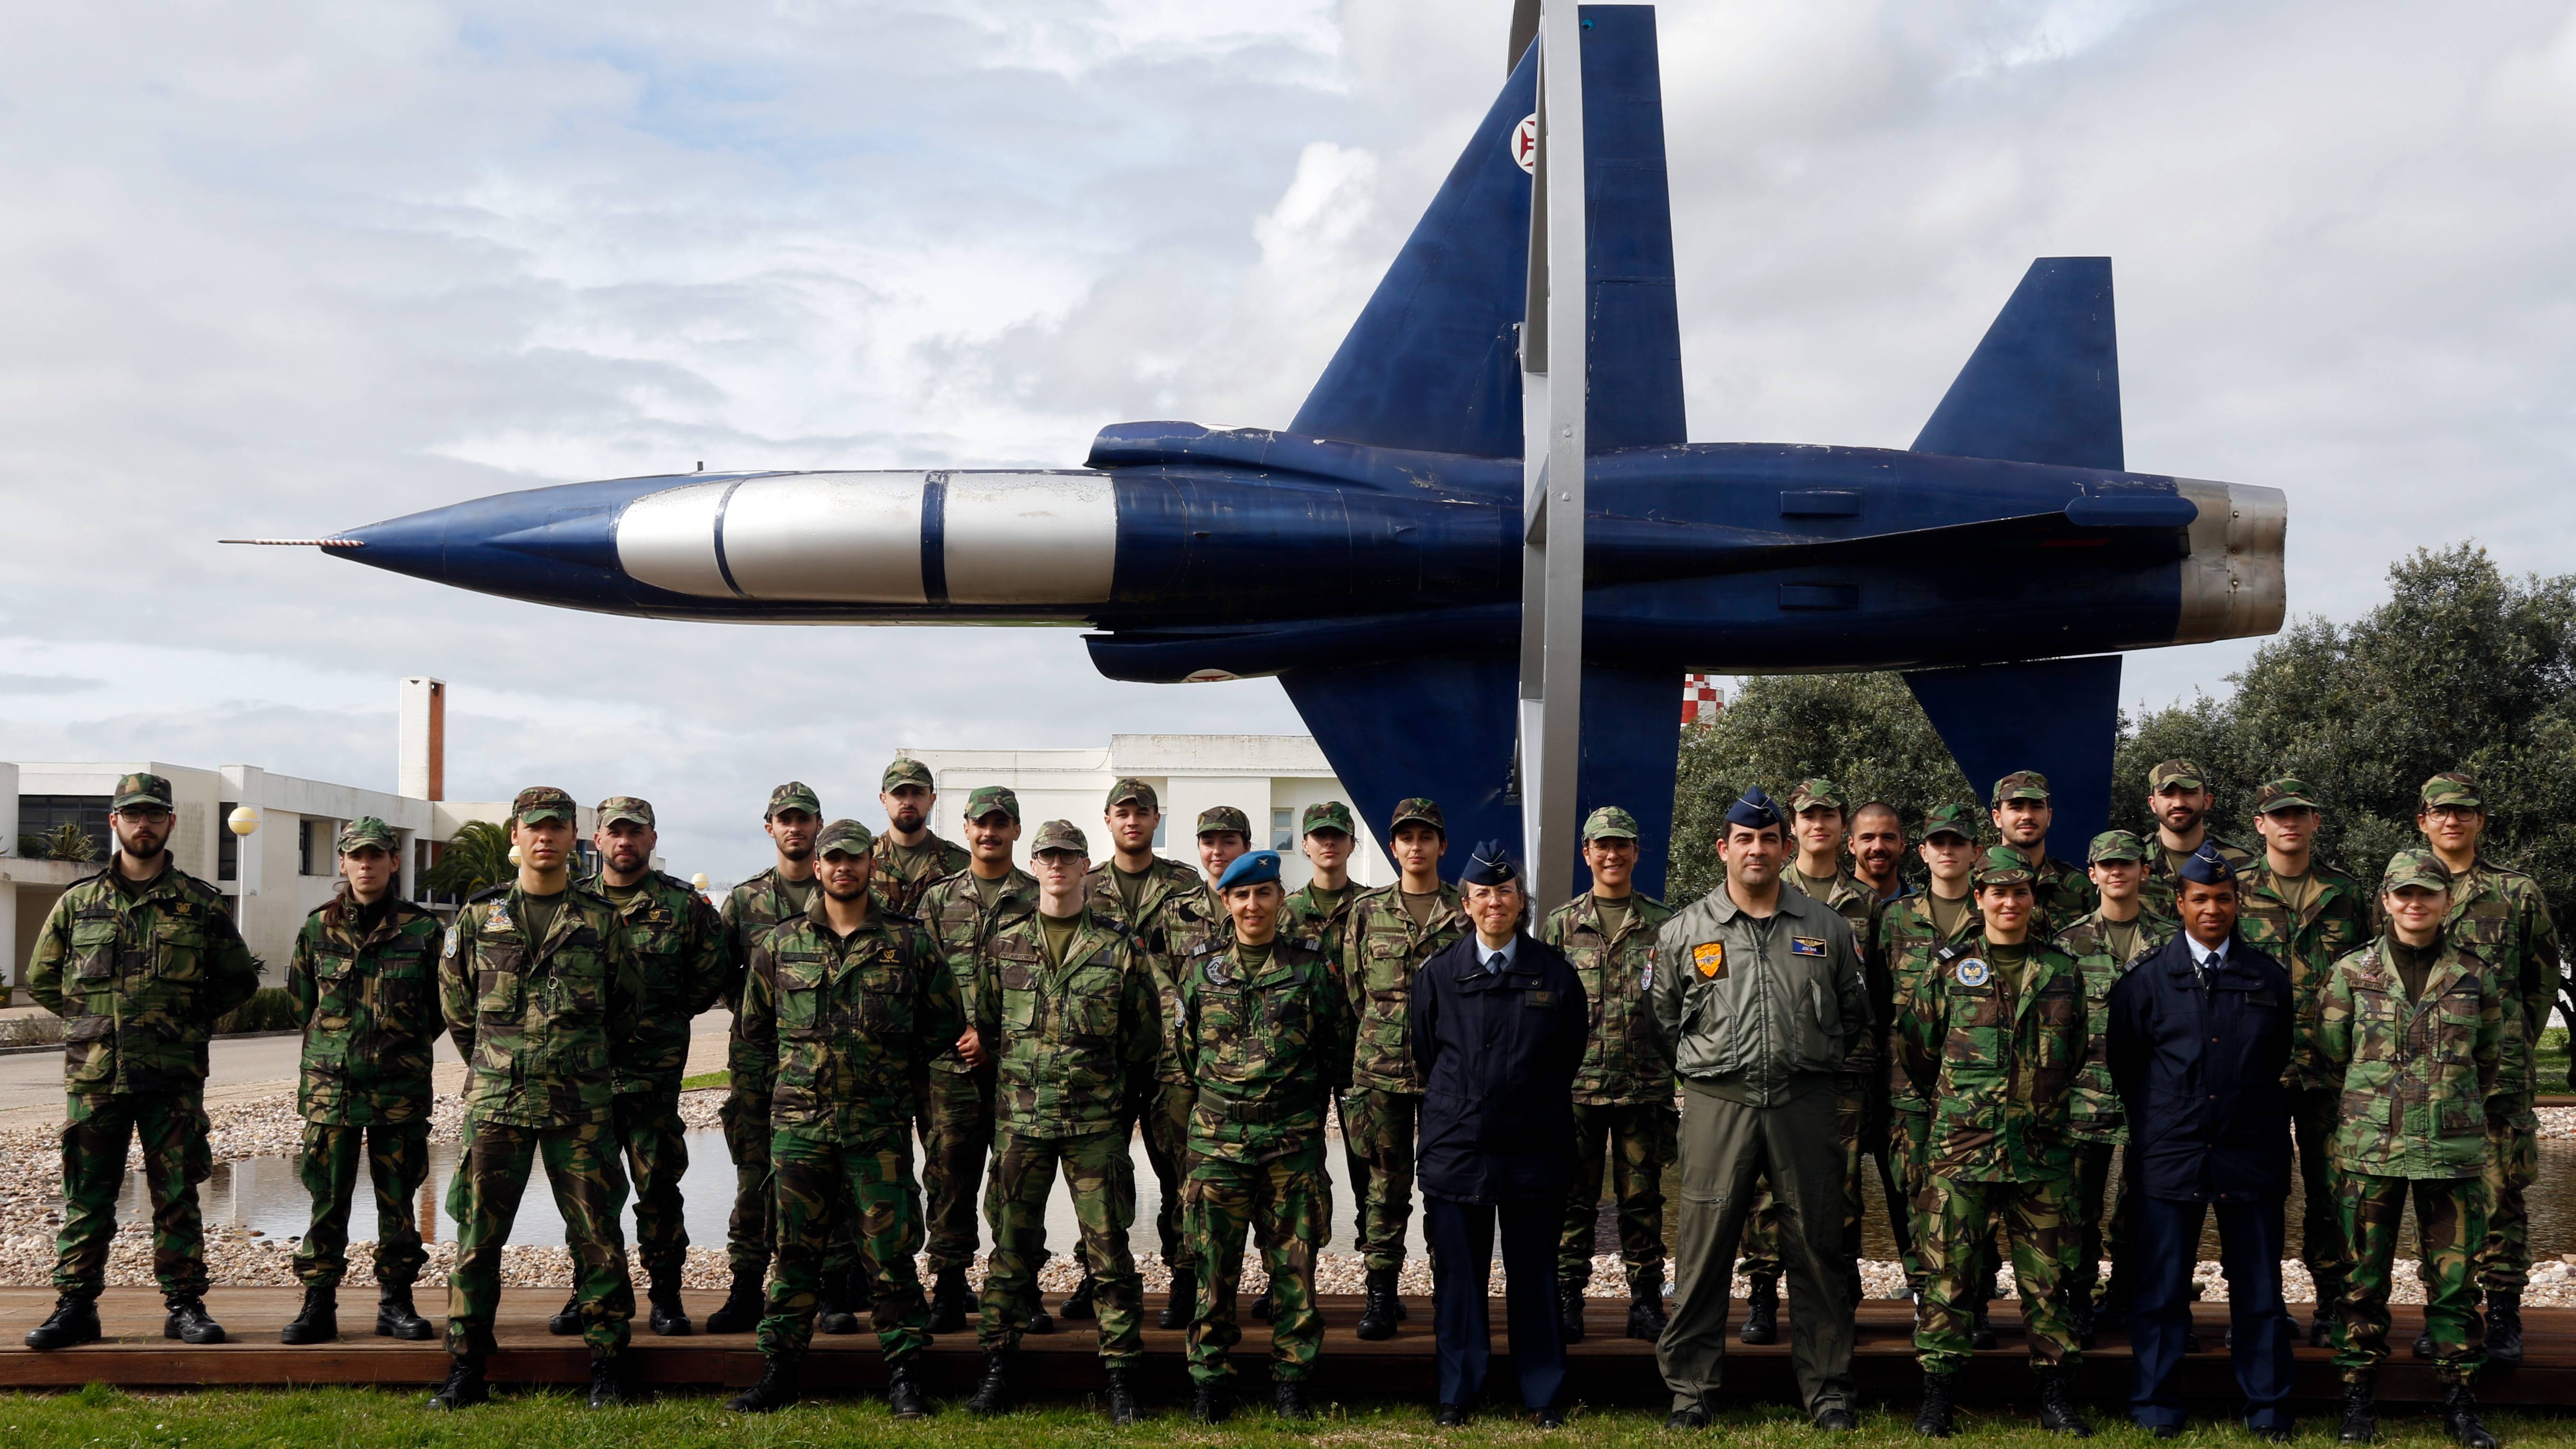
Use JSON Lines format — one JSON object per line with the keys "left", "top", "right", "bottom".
{"left": 507, "top": 843, "right": 523, "bottom": 868}
{"left": 226, "top": 806, "right": 259, "bottom": 837}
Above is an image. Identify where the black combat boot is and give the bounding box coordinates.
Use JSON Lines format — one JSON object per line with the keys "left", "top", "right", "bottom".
{"left": 1913, "top": 1371, "right": 1957, "bottom": 1438}
{"left": 2310, "top": 1279, "right": 2341, "bottom": 1349}
{"left": 1274, "top": 1378, "right": 1312, "bottom": 1421}
{"left": 1157, "top": 1268, "right": 1196, "bottom": 1330}
{"left": 1022, "top": 1304, "right": 1056, "bottom": 1334}
{"left": 727, "top": 1354, "right": 800, "bottom": 1414}
{"left": 281, "top": 1284, "right": 337, "bottom": 1345}
{"left": 1250, "top": 1285, "right": 1274, "bottom": 1322}
{"left": 2442, "top": 1382, "right": 2498, "bottom": 1449}
{"left": 586, "top": 1352, "right": 627, "bottom": 1409}
{"left": 647, "top": 1271, "right": 692, "bottom": 1336}
{"left": 1627, "top": 1290, "right": 1668, "bottom": 1341}
{"left": 1355, "top": 1267, "right": 1401, "bottom": 1341}
{"left": 377, "top": 1285, "right": 434, "bottom": 1339}
{"left": 1665, "top": 1406, "right": 1710, "bottom": 1430}
{"left": 1558, "top": 1281, "right": 1587, "bottom": 1344}
{"left": 24, "top": 1295, "right": 100, "bottom": 1350}
{"left": 1103, "top": 1365, "right": 1143, "bottom": 1425}
{"left": 927, "top": 1266, "right": 971, "bottom": 1334}
{"left": 704, "top": 1270, "right": 764, "bottom": 1334}
{"left": 1193, "top": 1379, "right": 1232, "bottom": 1423}
{"left": 1971, "top": 1304, "right": 1997, "bottom": 1350}
{"left": 1062, "top": 1269, "right": 1099, "bottom": 1321}
{"left": 164, "top": 1297, "right": 227, "bottom": 1345}
{"left": 2414, "top": 1326, "right": 2436, "bottom": 1359}
{"left": 2035, "top": 1366, "right": 2092, "bottom": 1437}
{"left": 967, "top": 1350, "right": 1016, "bottom": 1417}
{"left": 886, "top": 1360, "right": 929, "bottom": 1420}
{"left": 817, "top": 1270, "right": 859, "bottom": 1336}
{"left": 548, "top": 1291, "right": 582, "bottom": 1335}
{"left": 2337, "top": 1372, "right": 2376, "bottom": 1444}
{"left": 2069, "top": 1290, "right": 2095, "bottom": 1350}
{"left": 1738, "top": 1274, "right": 1779, "bottom": 1345}
{"left": 426, "top": 1357, "right": 489, "bottom": 1411}
{"left": 2484, "top": 1289, "right": 2523, "bottom": 1369}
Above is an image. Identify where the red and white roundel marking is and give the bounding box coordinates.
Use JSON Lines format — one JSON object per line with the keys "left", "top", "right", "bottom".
{"left": 1513, "top": 114, "right": 1538, "bottom": 174}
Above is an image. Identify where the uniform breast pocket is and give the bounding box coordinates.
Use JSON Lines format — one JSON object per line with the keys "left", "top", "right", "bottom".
{"left": 999, "top": 960, "right": 1039, "bottom": 1031}
{"left": 859, "top": 966, "right": 915, "bottom": 1034}
{"left": 71, "top": 919, "right": 119, "bottom": 981}
{"left": 475, "top": 961, "right": 525, "bottom": 1018}
{"left": 312, "top": 950, "right": 358, "bottom": 1024}
{"left": 551, "top": 953, "right": 607, "bottom": 1018}
{"left": 153, "top": 918, "right": 207, "bottom": 981}
{"left": 2432, "top": 982, "right": 2485, "bottom": 1064}
{"left": 1067, "top": 963, "right": 1123, "bottom": 1040}
{"left": 776, "top": 959, "right": 828, "bottom": 1038}
{"left": 1201, "top": 987, "right": 1250, "bottom": 1071}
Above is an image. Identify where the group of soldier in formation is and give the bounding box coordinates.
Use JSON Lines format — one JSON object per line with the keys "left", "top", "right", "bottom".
{"left": 12, "top": 756, "right": 2557, "bottom": 1444}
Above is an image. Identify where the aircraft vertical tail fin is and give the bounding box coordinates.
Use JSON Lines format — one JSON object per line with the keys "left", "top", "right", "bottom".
{"left": 1911, "top": 258, "right": 2123, "bottom": 471}
{"left": 1902, "top": 655, "right": 2124, "bottom": 851}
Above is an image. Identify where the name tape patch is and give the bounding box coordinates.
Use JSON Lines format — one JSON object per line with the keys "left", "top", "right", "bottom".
{"left": 1790, "top": 936, "right": 1827, "bottom": 958}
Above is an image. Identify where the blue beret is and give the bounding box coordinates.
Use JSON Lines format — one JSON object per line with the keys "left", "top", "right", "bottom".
{"left": 1215, "top": 850, "right": 1281, "bottom": 891}
{"left": 2178, "top": 841, "right": 2236, "bottom": 886}
{"left": 1726, "top": 785, "right": 1782, "bottom": 831}
{"left": 1459, "top": 839, "right": 1520, "bottom": 887}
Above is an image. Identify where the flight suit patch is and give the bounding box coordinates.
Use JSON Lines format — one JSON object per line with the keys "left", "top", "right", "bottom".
{"left": 1790, "top": 936, "right": 1827, "bottom": 957}
{"left": 1693, "top": 941, "right": 1726, "bottom": 978}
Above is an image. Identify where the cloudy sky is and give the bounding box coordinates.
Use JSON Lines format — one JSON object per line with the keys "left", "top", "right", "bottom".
{"left": 3, "top": 0, "right": 2571, "bottom": 883}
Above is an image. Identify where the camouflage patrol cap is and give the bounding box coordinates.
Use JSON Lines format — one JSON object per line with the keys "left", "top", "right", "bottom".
{"left": 336, "top": 816, "right": 398, "bottom": 855}
{"left": 1788, "top": 778, "right": 1845, "bottom": 814}
{"left": 1031, "top": 819, "right": 1089, "bottom": 856}
{"left": 1301, "top": 801, "right": 1355, "bottom": 837}
{"left": 2148, "top": 759, "right": 2207, "bottom": 792}
{"left": 2086, "top": 829, "right": 2147, "bottom": 865}
{"left": 2420, "top": 772, "right": 2484, "bottom": 812}
{"left": 964, "top": 785, "right": 1020, "bottom": 823}
{"left": 882, "top": 757, "right": 934, "bottom": 792}
{"left": 1972, "top": 845, "right": 2037, "bottom": 888}
{"left": 596, "top": 796, "right": 655, "bottom": 829}
{"left": 815, "top": 818, "right": 875, "bottom": 858}
{"left": 1196, "top": 805, "right": 1251, "bottom": 838}
{"left": 1993, "top": 770, "right": 2051, "bottom": 805}
{"left": 766, "top": 781, "right": 821, "bottom": 820}
{"left": 1106, "top": 777, "right": 1160, "bottom": 812}
{"left": 1582, "top": 805, "right": 1642, "bottom": 842}
{"left": 111, "top": 772, "right": 173, "bottom": 812}
{"left": 1391, "top": 797, "right": 1445, "bottom": 833}
{"left": 2382, "top": 847, "right": 2454, "bottom": 894}
{"left": 2252, "top": 778, "right": 2318, "bottom": 814}
{"left": 1920, "top": 802, "right": 1980, "bottom": 842}
{"left": 511, "top": 786, "right": 576, "bottom": 825}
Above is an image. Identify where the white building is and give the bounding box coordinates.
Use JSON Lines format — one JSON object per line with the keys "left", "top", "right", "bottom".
{"left": 900, "top": 734, "right": 1393, "bottom": 892}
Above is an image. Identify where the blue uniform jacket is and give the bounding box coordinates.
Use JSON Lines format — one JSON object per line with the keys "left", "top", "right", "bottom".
{"left": 2105, "top": 929, "right": 2294, "bottom": 1203}
{"left": 1409, "top": 931, "right": 1588, "bottom": 1204}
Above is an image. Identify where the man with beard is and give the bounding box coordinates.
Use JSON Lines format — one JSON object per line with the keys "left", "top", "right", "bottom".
{"left": 1991, "top": 772, "right": 2097, "bottom": 932}
{"left": 2140, "top": 760, "right": 2255, "bottom": 914}
{"left": 873, "top": 757, "right": 971, "bottom": 918}
{"left": 24, "top": 773, "right": 260, "bottom": 1352}
{"left": 542, "top": 798, "right": 727, "bottom": 1339}
{"left": 1849, "top": 803, "right": 1911, "bottom": 906}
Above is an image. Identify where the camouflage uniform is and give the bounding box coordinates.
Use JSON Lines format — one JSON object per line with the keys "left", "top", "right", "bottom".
{"left": 912, "top": 808, "right": 1035, "bottom": 1278}
{"left": 975, "top": 821, "right": 1160, "bottom": 1364}
{"left": 2316, "top": 851, "right": 2503, "bottom": 1385}
{"left": 870, "top": 757, "right": 972, "bottom": 918}
{"left": 718, "top": 782, "right": 823, "bottom": 1284}
{"left": 438, "top": 787, "right": 645, "bottom": 1362}
{"left": 1175, "top": 919, "right": 1354, "bottom": 1387}
{"left": 1542, "top": 872, "right": 1679, "bottom": 1300}
{"left": 2047, "top": 836, "right": 2170, "bottom": 1322}
{"left": 1896, "top": 848, "right": 2087, "bottom": 1377}
{"left": 1338, "top": 799, "right": 1469, "bottom": 1274}
{"left": 1875, "top": 803, "right": 1987, "bottom": 1286}
{"left": 2231, "top": 780, "right": 2374, "bottom": 1311}
{"left": 284, "top": 840, "right": 446, "bottom": 1292}
{"left": 28, "top": 774, "right": 262, "bottom": 1306}
{"left": 736, "top": 820, "right": 962, "bottom": 1361}
{"left": 1281, "top": 799, "right": 1364, "bottom": 1245}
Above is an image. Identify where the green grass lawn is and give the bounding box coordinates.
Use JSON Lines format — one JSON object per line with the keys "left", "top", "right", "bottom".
{"left": 680, "top": 1070, "right": 729, "bottom": 1091}
{"left": 0, "top": 1386, "right": 2568, "bottom": 1448}
{"left": 2534, "top": 1026, "right": 2569, "bottom": 1094}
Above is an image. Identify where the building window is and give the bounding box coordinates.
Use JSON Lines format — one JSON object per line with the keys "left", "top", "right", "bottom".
{"left": 218, "top": 802, "right": 239, "bottom": 881}
{"left": 1151, "top": 815, "right": 1166, "bottom": 849}
{"left": 1272, "top": 807, "right": 1294, "bottom": 850}
{"left": 20, "top": 795, "right": 111, "bottom": 861}
{"left": 298, "top": 819, "right": 322, "bottom": 876}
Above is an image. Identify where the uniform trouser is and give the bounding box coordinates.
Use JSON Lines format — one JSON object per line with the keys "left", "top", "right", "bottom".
{"left": 54, "top": 1089, "right": 212, "bottom": 1301}
{"left": 977, "top": 1127, "right": 1144, "bottom": 1363}
{"left": 293, "top": 1118, "right": 431, "bottom": 1290}
{"left": 919, "top": 1064, "right": 997, "bottom": 1276}
{"left": 2129, "top": 1195, "right": 2294, "bottom": 1431}
{"left": 720, "top": 1087, "right": 777, "bottom": 1278}
{"left": 2336, "top": 1170, "right": 2488, "bottom": 1384}
{"left": 2068, "top": 1139, "right": 2132, "bottom": 1312}
{"left": 758, "top": 1126, "right": 930, "bottom": 1360}
{"left": 1122, "top": 1070, "right": 1194, "bottom": 1271}
{"left": 1738, "top": 1075, "right": 1869, "bottom": 1292}
{"left": 1894, "top": 1105, "right": 1930, "bottom": 1287}
{"left": 1426, "top": 1194, "right": 1564, "bottom": 1410}
{"left": 1662, "top": 1083, "right": 1856, "bottom": 1418}
{"left": 445, "top": 1118, "right": 634, "bottom": 1360}
{"left": 1185, "top": 1145, "right": 1327, "bottom": 1385}
{"left": 612, "top": 1088, "right": 689, "bottom": 1279}
{"left": 1915, "top": 1172, "right": 2079, "bottom": 1376}
{"left": 1557, "top": 1100, "right": 1676, "bottom": 1295}
{"left": 2290, "top": 1085, "right": 2348, "bottom": 1297}
{"left": 1340, "top": 1086, "right": 1421, "bottom": 1273}
{"left": 2475, "top": 1103, "right": 2537, "bottom": 1293}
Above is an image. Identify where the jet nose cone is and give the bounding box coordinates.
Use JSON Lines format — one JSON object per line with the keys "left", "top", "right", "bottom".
{"left": 337, "top": 504, "right": 453, "bottom": 584}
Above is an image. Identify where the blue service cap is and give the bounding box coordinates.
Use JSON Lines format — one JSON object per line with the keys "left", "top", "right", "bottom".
{"left": 1726, "top": 785, "right": 1783, "bottom": 831}
{"left": 1216, "top": 850, "right": 1282, "bottom": 891}
{"left": 1459, "top": 839, "right": 1520, "bottom": 887}
{"left": 2178, "top": 841, "right": 2237, "bottom": 886}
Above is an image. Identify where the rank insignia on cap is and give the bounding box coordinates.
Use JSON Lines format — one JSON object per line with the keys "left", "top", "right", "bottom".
{"left": 1791, "top": 936, "right": 1826, "bottom": 958}
{"left": 1955, "top": 958, "right": 1991, "bottom": 988}
{"left": 1693, "top": 941, "right": 1726, "bottom": 978}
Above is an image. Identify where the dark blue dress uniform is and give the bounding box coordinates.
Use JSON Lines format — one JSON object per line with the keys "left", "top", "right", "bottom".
{"left": 1408, "top": 843, "right": 1588, "bottom": 1418}
{"left": 2105, "top": 843, "right": 2297, "bottom": 1435}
